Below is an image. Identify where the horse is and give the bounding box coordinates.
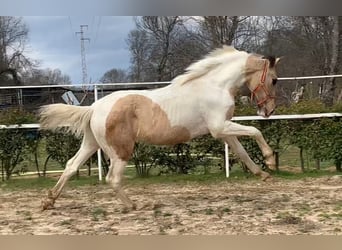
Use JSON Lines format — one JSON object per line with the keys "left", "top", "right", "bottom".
{"left": 39, "top": 46, "right": 280, "bottom": 210}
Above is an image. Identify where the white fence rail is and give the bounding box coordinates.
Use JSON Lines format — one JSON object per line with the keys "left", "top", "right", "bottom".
{"left": 1, "top": 113, "right": 341, "bottom": 179}
{"left": 1, "top": 73, "right": 342, "bottom": 91}
{"left": 1, "top": 113, "right": 341, "bottom": 130}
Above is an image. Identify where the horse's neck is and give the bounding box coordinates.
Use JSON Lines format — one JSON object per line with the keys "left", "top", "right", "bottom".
{"left": 200, "top": 57, "right": 247, "bottom": 95}
{"left": 159, "top": 53, "right": 248, "bottom": 102}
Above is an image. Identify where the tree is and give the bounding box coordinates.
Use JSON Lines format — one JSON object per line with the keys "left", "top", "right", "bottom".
{"left": 23, "top": 68, "right": 71, "bottom": 85}
{"left": 200, "top": 16, "right": 242, "bottom": 47}
{"left": 254, "top": 16, "right": 342, "bottom": 105}
{"left": 0, "top": 16, "right": 34, "bottom": 86}
{"left": 321, "top": 16, "right": 340, "bottom": 106}
{"left": 100, "top": 68, "right": 128, "bottom": 83}
{"left": 198, "top": 16, "right": 273, "bottom": 51}
{"left": 127, "top": 29, "right": 152, "bottom": 81}
{"left": 134, "top": 16, "right": 182, "bottom": 81}
{"left": 127, "top": 16, "right": 208, "bottom": 82}
{"left": 289, "top": 17, "right": 341, "bottom": 106}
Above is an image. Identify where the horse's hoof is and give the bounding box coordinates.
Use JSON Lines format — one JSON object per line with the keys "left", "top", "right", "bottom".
{"left": 41, "top": 199, "right": 55, "bottom": 211}
{"left": 265, "top": 154, "right": 276, "bottom": 171}
{"left": 120, "top": 203, "right": 137, "bottom": 213}
{"left": 120, "top": 207, "right": 130, "bottom": 214}
{"left": 261, "top": 172, "right": 272, "bottom": 182}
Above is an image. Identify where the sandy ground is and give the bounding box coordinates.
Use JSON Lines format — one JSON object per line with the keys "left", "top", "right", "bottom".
{"left": 0, "top": 176, "right": 341, "bottom": 235}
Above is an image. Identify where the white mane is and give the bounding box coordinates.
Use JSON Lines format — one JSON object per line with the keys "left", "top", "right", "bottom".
{"left": 172, "top": 46, "right": 238, "bottom": 85}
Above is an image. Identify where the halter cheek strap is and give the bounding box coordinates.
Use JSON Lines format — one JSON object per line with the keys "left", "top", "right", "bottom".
{"left": 250, "top": 61, "right": 275, "bottom": 106}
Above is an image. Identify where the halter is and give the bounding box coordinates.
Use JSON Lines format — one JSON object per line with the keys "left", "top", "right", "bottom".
{"left": 250, "top": 60, "right": 275, "bottom": 107}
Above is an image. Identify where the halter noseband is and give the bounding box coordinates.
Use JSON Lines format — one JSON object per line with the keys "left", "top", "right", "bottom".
{"left": 250, "top": 60, "right": 275, "bottom": 107}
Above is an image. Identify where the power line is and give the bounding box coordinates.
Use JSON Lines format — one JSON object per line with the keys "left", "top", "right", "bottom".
{"left": 88, "top": 16, "right": 99, "bottom": 53}
{"left": 67, "top": 16, "right": 76, "bottom": 39}
{"left": 94, "top": 16, "right": 102, "bottom": 45}
{"left": 90, "top": 16, "right": 95, "bottom": 31}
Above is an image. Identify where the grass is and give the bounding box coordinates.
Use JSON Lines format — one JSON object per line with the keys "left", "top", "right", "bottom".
{"left": 0, "top": 175, "right": 101, "bottom": 190}
{"left": 153, "top": 209, "right": 162, "bottom": 217}
{"left": 91, "top": 207, "right": 107, "bottom": 221}
{"left": 204, "top": 208, "right": 214, "bottom": 215}
{"left": 275, "top": 212, "right": 302, "bottom": 225}
{"left": 333, "top": 201, "right": 342, "bottom": 212}
{"left": 16, "top": 210, "right": 32, "bottom": 220}
{"left": 272, "top": 169, "right": 340, "bottom": 180}
{"left": 1, "top": 167, "right": 340, "bottom": 191}
{"left": 278, "top": 145, "right": 335, "bottom": 169}
{"left": 2, "top": 167, "right": 249, "bottom": 190}
{"left": 222, "top": 207, "right": 231, "bottom": 213}
{"left": 60, "top": 219, "right": 73, "bottom": 226}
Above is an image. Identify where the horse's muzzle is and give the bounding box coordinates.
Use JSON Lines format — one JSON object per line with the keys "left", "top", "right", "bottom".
{"left": 258, "top": 108, "right": 275, "bottom": 118}
{"left": 266, "top": 109, "right": 275, "bottom": 117}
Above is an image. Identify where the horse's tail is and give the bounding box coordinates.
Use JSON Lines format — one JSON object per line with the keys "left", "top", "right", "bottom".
{"left": 39, "top": 104, "right": 93, "bottom": 136}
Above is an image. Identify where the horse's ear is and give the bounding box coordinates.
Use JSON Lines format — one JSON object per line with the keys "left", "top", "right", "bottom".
{"left": 262, "top": 56, "right": 276, "bottom": 67}
{"left": 275, "top": 57, "right": 283, "bottom": 65}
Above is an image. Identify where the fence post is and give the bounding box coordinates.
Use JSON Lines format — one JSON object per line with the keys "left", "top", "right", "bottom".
{"left": 225, "top": 143, "right": 229, "bottom": 178}
{"left": 94, "top": 84, "right": 103, "bottom": 181}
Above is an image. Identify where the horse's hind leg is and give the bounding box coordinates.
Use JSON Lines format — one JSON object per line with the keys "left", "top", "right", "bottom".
{"left": 106, "top": 157, "right": 136, "bottom": 210}
{"left": 41, "top": 129, "right": 98, "bottom": 210}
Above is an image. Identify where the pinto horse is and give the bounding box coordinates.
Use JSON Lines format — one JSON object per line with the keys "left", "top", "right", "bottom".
{"left": 40, "top": 46, "right": 280, "bottom": 210}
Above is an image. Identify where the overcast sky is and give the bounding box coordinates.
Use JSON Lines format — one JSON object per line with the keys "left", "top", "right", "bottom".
{"left": 23, "top": 16, "right": 135, "bottom": 85}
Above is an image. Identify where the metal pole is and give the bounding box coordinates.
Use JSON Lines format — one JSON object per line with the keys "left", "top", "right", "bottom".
{"left": 225, "top": 143, "right": 229, "bottom": 178}
{"left": 97, "top": 150, "right": 102, "bottom": 181}
{"left": 94, "top": 85, "right": 103, "bottom": 181}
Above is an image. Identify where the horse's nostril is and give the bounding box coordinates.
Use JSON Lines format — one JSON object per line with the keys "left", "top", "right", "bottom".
{"left": 268, "top": 109, "right": 275, "bottom": 116}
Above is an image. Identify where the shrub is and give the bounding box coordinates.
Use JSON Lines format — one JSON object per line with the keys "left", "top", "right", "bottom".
{"left": 131, "top": 142, "right": 161, "bottom": 177}
{"left": 0, "top": 109, "right": 36, "bottom": 180}
{"left": 43, "top": 131, "right": 81, "bottom": 169}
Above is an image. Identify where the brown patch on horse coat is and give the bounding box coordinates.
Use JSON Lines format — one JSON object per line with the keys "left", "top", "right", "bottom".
{"left": 105, "top": 94, "right": 191, "bottom": 161}
{"left": 245, "top": 55, "right": 278, "bottom": 86}
{"left": 244, "top": 55, "right": 266, "bottom": 85}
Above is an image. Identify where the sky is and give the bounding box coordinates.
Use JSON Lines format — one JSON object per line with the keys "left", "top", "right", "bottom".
{"left": 23, "top": 16, "right": 136, "bottom": 85}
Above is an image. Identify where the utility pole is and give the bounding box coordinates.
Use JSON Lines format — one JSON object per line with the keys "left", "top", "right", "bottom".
{"left": 76, "top": 25, "right": 90, "bottom": 89}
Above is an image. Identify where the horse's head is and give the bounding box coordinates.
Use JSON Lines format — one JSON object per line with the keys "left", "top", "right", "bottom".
{"left": 245, "top": 55, "right": 280, "bottom": 118}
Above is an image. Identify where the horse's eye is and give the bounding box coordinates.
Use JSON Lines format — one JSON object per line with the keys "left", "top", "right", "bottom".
{"left": 272, "top": 78, "right": 278, "bottom": 85}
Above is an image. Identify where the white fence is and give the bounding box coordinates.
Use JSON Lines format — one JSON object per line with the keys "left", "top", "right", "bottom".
{"left": 1, "top": 113, "right": 341, "bottom": 179}
{"left": 0, "top": 75, "right": 342, "bottom": 179}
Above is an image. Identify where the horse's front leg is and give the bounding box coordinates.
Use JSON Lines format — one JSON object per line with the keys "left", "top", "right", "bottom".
{"left": 225, "top": 136, "right": 271, "bottom": 181}
{"left": 212, "top": 120, "right": 276, "bottom": 171}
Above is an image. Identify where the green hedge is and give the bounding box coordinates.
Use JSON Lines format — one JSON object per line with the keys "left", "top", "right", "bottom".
{"left": 0, "top": 109, "right": 37, "bottom": 180}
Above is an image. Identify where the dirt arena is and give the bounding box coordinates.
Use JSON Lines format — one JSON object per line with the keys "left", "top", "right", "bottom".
{"left": 0, "top": 176, "right": 341, "bottom": 235}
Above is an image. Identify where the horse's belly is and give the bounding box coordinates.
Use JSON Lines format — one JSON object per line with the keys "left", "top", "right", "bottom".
{"left": 136, "top": 125, "right": 191, "bottom": 145}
